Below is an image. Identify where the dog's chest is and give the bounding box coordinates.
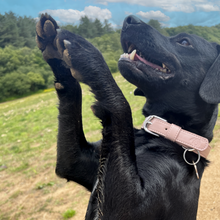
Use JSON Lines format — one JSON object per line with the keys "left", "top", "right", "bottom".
{"left": 86, "top": 157, "right": 108, "bottom": 220}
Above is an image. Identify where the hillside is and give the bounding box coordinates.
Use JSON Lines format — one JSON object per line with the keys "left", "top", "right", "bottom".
{"left": 0, "top": 73, "right": 220, "bottom": 219}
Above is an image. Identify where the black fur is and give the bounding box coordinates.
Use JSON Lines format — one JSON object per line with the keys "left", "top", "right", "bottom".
{"left": 36, "top": 14, "right": 220, "bottom": 220}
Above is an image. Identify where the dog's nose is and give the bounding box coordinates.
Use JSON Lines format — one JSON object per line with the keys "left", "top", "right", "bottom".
{"left": 122, "top": 15, "right": 143, "bottom": 31}
{"left": 126, "top": 15, "right": 143, "bottom": 24}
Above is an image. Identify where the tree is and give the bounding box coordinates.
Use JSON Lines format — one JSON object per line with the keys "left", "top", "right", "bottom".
{"left": 0, "top": 16, "right": 20, "bottom": 47}
{"left": 78, "top": 16, "right": 93, "bottom": 38}
{"left": 0, "top": 12, "right": 36, "bottom": 48}
{"left": 0, "top": 72, "right": 31, "bottom": 100}
{"left": 106, "top": 60, "right": 118, "bottom": 73}
{"left": 94, "top": 19, "right": 104, "bottom": 37}
{"left": 61, "top": 24, "right": 79, "bottom": 34}
{"left": 103, "top": 19, "right": 113, "bottom": 34}
{"left": 17, "top": 16, "right": 36, "bottom": 48}
{"left": 148, "top": 19, "right": 169, "bottom": 36}
{"left": 27, "top": 72, "right": 45, "bottom": 91}
{"left": 148, "top": 19, "right": 161, "bottom": 31}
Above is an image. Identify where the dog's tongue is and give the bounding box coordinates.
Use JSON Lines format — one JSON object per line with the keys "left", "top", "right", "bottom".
{"left": 134, "top": 54, "right": 161, "bottom": 70}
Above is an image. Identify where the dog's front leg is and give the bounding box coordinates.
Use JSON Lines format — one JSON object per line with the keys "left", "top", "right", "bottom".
{"left": 36, "top": 14, "right": 100, "bottom": 191}
{"left": 50, "top": 59, "right": 100, "bottom": 192}
{"left": 50, "top": 28, "right": 145, "bottom": 219}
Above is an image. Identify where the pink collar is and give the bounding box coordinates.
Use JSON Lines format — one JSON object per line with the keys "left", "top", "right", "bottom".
{"left": 142, "top": 115, "right": 211, "bottom": 159}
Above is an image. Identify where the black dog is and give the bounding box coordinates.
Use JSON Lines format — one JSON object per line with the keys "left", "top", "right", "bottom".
{"left": 36, "top": 14, "right": 220, "bottom": 220}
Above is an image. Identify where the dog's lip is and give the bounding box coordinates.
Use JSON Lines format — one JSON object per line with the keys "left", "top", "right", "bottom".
{"left": 122, "top": 42, "right": 172, "bottom": 73}
{"left": 119, "top": 50, "right": 172, "bottom": 74}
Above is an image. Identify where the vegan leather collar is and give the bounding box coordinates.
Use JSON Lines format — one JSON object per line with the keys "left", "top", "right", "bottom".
{"left": 142, "top": 115, "right": 211, "bottom": 159}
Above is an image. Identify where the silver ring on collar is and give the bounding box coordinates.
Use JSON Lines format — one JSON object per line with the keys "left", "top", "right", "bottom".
{"left": 183, "top": 148, "right": 201, "bottom": 165}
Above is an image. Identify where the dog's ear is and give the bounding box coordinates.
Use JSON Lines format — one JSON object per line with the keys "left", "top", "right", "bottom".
{"left": 134, "top": 88, "right": 145, "bottom": 96}
{"left": 199, "top": 45, "right": 220, "bottom": 104}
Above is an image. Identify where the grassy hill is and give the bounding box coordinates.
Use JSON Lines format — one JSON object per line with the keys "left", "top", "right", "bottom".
{"left": 0, "top": 73, "right": 219, "bottom": 219}
{"left": 0, "top": 73, "right": 146, "bottom": 219}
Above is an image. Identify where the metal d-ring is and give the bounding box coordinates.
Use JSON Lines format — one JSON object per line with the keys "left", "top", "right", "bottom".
{"left": 183, "top": 148, "right": 201, "bottom": 166}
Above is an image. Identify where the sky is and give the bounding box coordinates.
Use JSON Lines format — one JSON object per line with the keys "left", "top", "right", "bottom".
{"left": 1, "top": 0, "right": 220, "bottom": 28}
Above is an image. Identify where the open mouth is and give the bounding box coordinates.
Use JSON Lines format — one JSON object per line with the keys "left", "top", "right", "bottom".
{"left": 120, "top": 43, "right": 171, "bottom": 74}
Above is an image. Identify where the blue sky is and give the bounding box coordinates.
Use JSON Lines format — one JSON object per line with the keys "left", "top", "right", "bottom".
{"left": 1, "top": 0, "right": 220, "bottom": 28}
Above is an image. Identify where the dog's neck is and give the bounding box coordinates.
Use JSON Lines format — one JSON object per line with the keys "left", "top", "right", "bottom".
{"left": 142, "top": 101, "right": 218, "bottom": 142}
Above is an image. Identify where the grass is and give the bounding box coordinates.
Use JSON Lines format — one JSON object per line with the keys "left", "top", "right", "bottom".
{"left": 62, "top": 209, "right": 76, "bottom": 219}
{"left": 35, "top": 181, "right": 55, "bottom": 190}
{"left": 0, "top": 73, "right": 145, "bottom": 175}
{"left": 0, "top": 72, "right": 219, "bottom": 219}
{"left": 0, "top": 72, "right": 145, "bottom": 219}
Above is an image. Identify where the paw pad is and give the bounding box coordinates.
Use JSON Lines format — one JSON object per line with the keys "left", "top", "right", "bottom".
{"left": 55, "top": 82, "right": 64, "bottom": 90}
{"left": 43, "top": 20, "right": 56, "bottom": 38}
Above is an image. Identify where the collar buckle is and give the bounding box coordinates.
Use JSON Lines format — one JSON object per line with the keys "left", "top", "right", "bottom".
{"left": 143, "top": 115, "right": 167, "bottom": 137}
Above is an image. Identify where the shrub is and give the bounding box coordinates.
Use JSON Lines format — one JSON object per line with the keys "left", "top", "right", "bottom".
{"left": 107, "top": 60, "right": 118, "bottom": 73}
{"left": 0, "top": 72, "right": 31, "bottom": 100}
{"left": 62, "top": 209, "right": 76, "bottom": 219}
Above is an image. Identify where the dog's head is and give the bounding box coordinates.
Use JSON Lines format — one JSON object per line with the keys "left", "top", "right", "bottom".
{"left": 118, "top": 15, "right": 220, "bottom": 138}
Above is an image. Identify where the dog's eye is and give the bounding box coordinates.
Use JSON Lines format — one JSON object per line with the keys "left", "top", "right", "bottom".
{"left": 179, "top": 39, "right": 190, "bottom": 46}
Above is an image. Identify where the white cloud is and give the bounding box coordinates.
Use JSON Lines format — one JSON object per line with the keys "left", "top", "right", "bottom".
{"left": 34, "top": 17, "right": 40, "bottom": 22}
{"left": 166, "top": 4, "right": 195, "bottom": 13}
{"left": 95, "top": 0, "right": 219, "bottom": 13}
{"left": 95, "top": 0, "right": 108, "bottom": 5}
{"left": 84, "top": 6, "right": 112, "bottom": 20}
{"left": 125, "top": 11, "right": 133, "bottom": 15}
{"left": 196, "top": 4, "right": 220, "bottom": 12}
{"left": 40, "top": 6, "right": 112, "bottom": 23}
{"left": 137, "top": 10, "right": 170, "bottom": 22}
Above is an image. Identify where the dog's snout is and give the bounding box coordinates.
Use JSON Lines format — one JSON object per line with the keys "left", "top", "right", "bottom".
{"left": 122, "top": 15, "right": 143, "bottom": 31}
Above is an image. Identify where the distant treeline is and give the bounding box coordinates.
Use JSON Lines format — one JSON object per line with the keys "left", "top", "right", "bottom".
{"left": 2, "top": 11, "right": 220, "bottom": 49}
{"left": 0, "top": 12, "right": 115, "bottom": 49}
{"left": 0, "top": 12, "right": 36, "bottom": 48}
{"left": 1, "top": 11, "right": 220, "bottom": 101}
{"left": 61, "top": 16, "right": 115, "bottom": 38}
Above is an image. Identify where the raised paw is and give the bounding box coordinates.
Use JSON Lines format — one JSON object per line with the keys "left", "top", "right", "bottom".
{"left": 36, "top": 14, "right": 84, "bottom": 103}
{"left": 36, "top": 14, "right": 112, "bottom": 89}
{"left": 52, "top": 29, "right": 111, "bottom": 84}
{"left": 36, "top": 13, "right": 61, "bottom": 61}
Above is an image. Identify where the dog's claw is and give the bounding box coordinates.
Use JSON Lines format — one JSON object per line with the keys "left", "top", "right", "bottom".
{"left": 64, "top": 40, "right": 71, "bottom": 47}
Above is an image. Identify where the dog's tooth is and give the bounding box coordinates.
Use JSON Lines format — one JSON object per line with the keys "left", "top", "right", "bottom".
{"left": 130, "top": 50, "right": 136, "bottom": 61}
{"left": 162, "top": 63, "right": 166, "bottom": 69}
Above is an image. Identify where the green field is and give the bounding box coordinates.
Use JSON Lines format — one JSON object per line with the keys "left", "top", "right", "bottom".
{"left": 0, "top": 73, "right": 146, "bottom": 173}
{"left": 0, "top": 73, "right": 146, "bottom": 219}
{"left": 0, "top": 72, "right": 220, "bottom": 220}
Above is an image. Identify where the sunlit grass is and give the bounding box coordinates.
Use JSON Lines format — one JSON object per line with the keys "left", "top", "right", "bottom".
{"left": 0, "top": 72, "right": 219, "bottom": 219}
{"left": 0, "top": 72, "right": 145, "bottom": 177}
{"left": 0, "top": 72, "right": 145, "bottom": 219}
